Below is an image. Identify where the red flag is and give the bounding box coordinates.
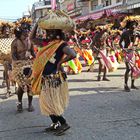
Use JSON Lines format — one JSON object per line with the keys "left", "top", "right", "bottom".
{"left": 51, "top": 0, "right": 56, "bottom": 10}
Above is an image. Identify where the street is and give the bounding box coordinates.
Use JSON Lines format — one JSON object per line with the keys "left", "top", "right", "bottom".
{"left": 1, "top": 0, "right": 140, "bottom": 139}
{"left": 0, "top": 63, "right": 140, "bottom": 140}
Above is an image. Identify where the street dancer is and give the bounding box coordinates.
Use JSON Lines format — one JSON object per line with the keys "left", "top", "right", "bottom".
{"left": 119, "top": 20, "right": 139, "bottom": 92}
{"left": 92, "top": 27, "right": 110, "bottom": 81}
{"left": 11, "top": 27, "right": 35, "bottom": 112}
{"left": 30, "top": 10, "right": 76, "bottom": 136}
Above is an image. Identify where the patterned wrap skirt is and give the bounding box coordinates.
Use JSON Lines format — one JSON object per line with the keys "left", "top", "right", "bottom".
{"left": 12, "top": 60, "right": 33, "bottom": 88}
{"left": 124, "top": 49, "right": 135, "bottom": 63}
{"left": 97, "top": 48, "right": 108, "bottom": 66}
{"left": 39, "top": 72, "right": 69, "bottom": 116}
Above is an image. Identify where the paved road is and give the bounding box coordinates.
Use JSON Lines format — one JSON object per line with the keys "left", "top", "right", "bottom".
{"left": 0, "top": 63, "right": 140, "bottom": 140}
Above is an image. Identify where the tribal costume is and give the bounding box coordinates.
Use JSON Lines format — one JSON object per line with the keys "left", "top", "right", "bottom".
{"left": 119, "top": 21, "right": 139, "bottom": 91}
{"left": 31, "top": 40, "right": 69, "bottom": 116}
{"left": 93, "top": 29, "right": 110, "bottom": 81}
{"left": 30, "top": 10, "right": 76, "bottom": 136}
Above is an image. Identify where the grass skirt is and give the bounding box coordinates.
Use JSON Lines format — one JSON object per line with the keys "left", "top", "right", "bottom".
{"left": 39, "top": 73, "right": 69, "bottom": 116}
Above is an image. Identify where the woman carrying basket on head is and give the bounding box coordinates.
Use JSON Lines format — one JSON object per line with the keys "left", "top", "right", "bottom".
{"left": 30, "top": 10, "right": 76, "bottom": 136}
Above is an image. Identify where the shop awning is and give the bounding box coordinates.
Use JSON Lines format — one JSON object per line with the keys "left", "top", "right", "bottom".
{"left": 90, "top": 11, "right": 105, "bottom": 19}
{"left": 75, "top": 10, "right": 104, "bottom": 21}
{"left": 75, "top": 3, "right": 123, "bottom": 21}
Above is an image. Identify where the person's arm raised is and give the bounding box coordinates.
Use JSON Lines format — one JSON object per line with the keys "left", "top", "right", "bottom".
{"left": 30, "top": 22, "right": 42, "bottom": 46}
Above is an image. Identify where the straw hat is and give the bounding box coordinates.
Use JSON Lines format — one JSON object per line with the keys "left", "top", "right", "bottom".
{"left": 38, "top": 10, "right": 75, "bottom": 31}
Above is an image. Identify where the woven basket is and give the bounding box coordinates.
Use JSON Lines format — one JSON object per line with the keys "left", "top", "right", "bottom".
{"left": 38, "top": 10, "right": 75, "bottom": 31}
{"left": 0, "top": 38, "right": 13, "bottom": 63}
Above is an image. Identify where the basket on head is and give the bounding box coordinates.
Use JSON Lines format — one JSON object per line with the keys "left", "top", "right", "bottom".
{"left": 38, "top": 10, "right": 75, "bottom": 32}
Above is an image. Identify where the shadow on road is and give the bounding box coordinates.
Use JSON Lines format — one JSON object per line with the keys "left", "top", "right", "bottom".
{"left": 68, "top": 79, "right": 98, "bottom": 82}
{"left": 0, "top": 85, "right": 6, "bottom": 88}
{"left": 1, "top": 90, "right": 140, "bottom": 140}
{"left": 69, "top": 87, "right": 122, "bottom": 94}
{"left": 107, "top": 74, "right": 124, "bottom": 77}
{"left": 0, "top": 92, "right": 16, "bottom": 100}
{"left": 118, "top": 67, "right": 126, "bottom": 70}
{"left": 0, "top": 76, "right": 4, "bottom": 80}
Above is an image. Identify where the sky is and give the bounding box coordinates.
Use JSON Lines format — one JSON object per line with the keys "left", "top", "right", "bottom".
{"left": 0, "top": 0, "right": 38, "bottom": 21}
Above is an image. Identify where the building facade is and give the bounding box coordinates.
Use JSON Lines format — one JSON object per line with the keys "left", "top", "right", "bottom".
{"left": 30, "top": 0, "right": 140, "bottom": 22}
{"left": 59, "top": 0, "right": 124, "bottom": 20}
{"left": 75, "top": 0, "right": 140, "bottom": 20}
{"left": 59, "top": 0, "right": 82, "bottom": 18}
{"left": 31, "top": 0, "right": 52, "bottom": 23}
{"left": 124, "top": 0, "right": 140, "bottom": 14}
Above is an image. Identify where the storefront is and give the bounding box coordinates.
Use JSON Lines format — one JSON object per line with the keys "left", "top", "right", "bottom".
{"left": 75, "top": 4, "right": 122, "bottom": 21}
{"left": 127, "top": 2, "right": 140, "bottom": 14}
{"left": 113, "top": 1, "right": 140, "bottom": 15}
